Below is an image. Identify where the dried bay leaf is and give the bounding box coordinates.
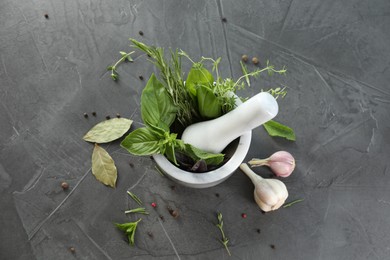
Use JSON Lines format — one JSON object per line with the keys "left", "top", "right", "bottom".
{"left": 83, "top": 118, "right": 133, "bottom": 143}
{"left": 92, "top": 144, "right": 117, "bottom": 188}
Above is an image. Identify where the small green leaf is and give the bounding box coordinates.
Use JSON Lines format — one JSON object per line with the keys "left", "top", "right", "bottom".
{"left": 107, "top": 66, "right": 114, "bottom": 70}
{"left": 197, "top": 85, "right": 222, "bottom": 119}
{"left": 92, "top": 144, "right": 117, "bottom": 188}
{"left": 120, "top": 51, "right": 127, "bottom": 57}
{"left": 121, "top": 127, "right": 161, "bottom": 155}
{"left": 83, "top": 118, "right": 133, "bottom": 143}
{"left": 115, "top": 219, "right": 142, "bottom": 246}
{"left": 177, "top": 140, "right": 224, "bottom": 165}
{"left": 263, "top": 120, "right": 296, "bottom": 141}
{"left": 111, "top": 73, "right": 118, "bottom": 81}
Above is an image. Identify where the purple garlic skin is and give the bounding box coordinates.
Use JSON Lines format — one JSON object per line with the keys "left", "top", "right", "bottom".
{"left": 249, "top": 151, "right": 295, "bottom": 178}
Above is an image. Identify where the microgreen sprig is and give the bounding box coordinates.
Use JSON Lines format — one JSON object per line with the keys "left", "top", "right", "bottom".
{"left": 107, "top": 51, "right": 134, "bottom": 81}
{"left": 216, "top": 212, "right": 231, "bottom": 256}
{"left": 124, "top": 207, "right": 149, "bottom": 215}
{"left": 115, "top": 219, "right": 142, "bottom": 246}
{"left": 127, "top": 191, "right": 143, "bottom": 206}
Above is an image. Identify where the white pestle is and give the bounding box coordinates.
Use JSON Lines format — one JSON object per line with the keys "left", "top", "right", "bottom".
{"left": 181, "top": 92, "right": 279, "bottom": 154}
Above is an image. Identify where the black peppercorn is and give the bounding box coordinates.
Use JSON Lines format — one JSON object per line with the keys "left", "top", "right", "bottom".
{"left": 83, "top": 113, "right": 88, "bottom": 118}
{"left": 106, "top": 115, "right": 110, "bottom": 120}
{"left": 139, "top": 30, "right": 144, "bottom": 36}
{"left": 44, "top": 13, "right": 49, "bottom": 19}
{"left": 139, "top": 75, "right": 144, "bottom": 81}
{"left": 116, "top": 113, "right": 121, "bottom": 118}
{"left": 221, "top": 17, "right": 227, "bottom": 23}
{"left": 92, "top": 112, "right": 96, "bottom": 116}
{"left": 270, "top": 244, "right": 275, "bottom": 249}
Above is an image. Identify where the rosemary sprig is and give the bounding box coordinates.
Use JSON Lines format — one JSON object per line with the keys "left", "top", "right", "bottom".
{"left": 115, "top": 219, "right": 142, "bottom": 246}
{"left": 127, "top": 191, "right": 143, "bottom": 206}
{"left": 124, "top": 207, "right": 149, "bottom": 215}
{"left": 216, "top": 212, "right": 231, "bottom": 256}
{"left": 283, "top": 199, "right": 304, "bottom": 208}
{"left": 107, "top": 51, "right": 134, "bottom": 81}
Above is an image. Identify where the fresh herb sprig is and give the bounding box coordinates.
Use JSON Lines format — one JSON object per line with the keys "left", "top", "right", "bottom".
{"left": 115, "top": 219, "right": 142, "bottom": 246}
{"left": 124, "top": 207, "right": 149, "bottom": 215}
{"left": 130, "top": 39, "right": 195, "bottom": 127}
{"left": 107, "top": 51, "right": 134, "bottom": 81}
{"left": 216, "top": 212, "right": 231, "bottom": 256}
{"left": 127, "top": 191, "right": 143, "bottom": 206}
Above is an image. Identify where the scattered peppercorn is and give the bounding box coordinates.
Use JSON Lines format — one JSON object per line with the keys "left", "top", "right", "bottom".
{"left": 147, "top": 232, "right": 154, "bottom": 239}
{"left": 106, "top": 115, "right": 110, "bottom": 120}
{"left": 61, "top": 182, "right": 69, "bottom": 190}
{"left": 83, "top": 113, "right": 88, "bottom": 118}
{"left": 221, "top": 17, "right": 227, "bottom": 23}
{"left": 270, "top": 244, "right": 276, "bottom": 249}
{"left": 252, "top": 57, "right": 259, "bottom": 65}
{"left": 116, "top": 113, "right": 121, "bottom": 118}
{"left": 256, "top": 228, "right": 261, "bottom": 234}
{"left": 241, "top": 55, "right": 249, "bottom": 62}
{"left": 129, "top": 162, "right": 134, "bottom": 168}
{"left": 241, "top": 213, "right": 247, "bottom": 219}
{"left": 69, "top": 247, "right": 75, "bottom": 253}
{"left": 44, "top": 13, "right": 49, "bottom": 19}
{"left": 215, "top": 193, "right": 220, "bottom": 198}
{"left": 92, "top": 112, "right": 96, "bottom": 116}
{"left": 139, "top": 75, "right": 144, "bottom": 81}
{"left": 159, "top": 215, "right": 164, "bottom": 221}
{"left": 171, "top": 210, "right": 179, "bottom": 218}
{"left": 139, "top": 30, "right": 144, "bottom": 36}
{"left": 151, "top": 202, "right": 157, "bottom": 208}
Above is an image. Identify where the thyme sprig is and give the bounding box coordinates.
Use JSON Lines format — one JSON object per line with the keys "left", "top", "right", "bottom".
{"left": 216, "top": 212, "right": 231, "bottom": 256}
{"left": 107, "top": 51, "right": 134, "bottom": 81}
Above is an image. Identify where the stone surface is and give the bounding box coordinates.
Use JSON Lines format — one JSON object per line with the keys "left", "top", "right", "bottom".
{"left": 1, "top": 0, "right": 390, "bottom": 259}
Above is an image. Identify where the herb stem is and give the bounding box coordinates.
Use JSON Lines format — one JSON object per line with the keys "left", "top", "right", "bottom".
{"left": 127, "top": 191, "right": 143, "bottom": 205}
{"left": 124, "top": 207, "right": 149, "bottom": 215}
{"left": 283, "top": 199, "right": 304, "bottom": 208}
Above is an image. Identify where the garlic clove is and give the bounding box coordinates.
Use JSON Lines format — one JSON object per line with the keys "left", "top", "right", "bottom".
{"left": 248, "top": 151, "right": 295, "bottom": 178}
{"left": 240, "top": 163, "right": 289, "bottom": 212}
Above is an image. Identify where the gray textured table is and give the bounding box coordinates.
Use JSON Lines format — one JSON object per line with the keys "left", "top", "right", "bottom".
{"left": 1, "top": 0, "right": 390, "bottom": 259}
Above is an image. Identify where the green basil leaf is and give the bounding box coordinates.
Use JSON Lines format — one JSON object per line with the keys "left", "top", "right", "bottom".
{"left": 263, "top": 120, "right": 296, "bottom": 141}
{"left": 83, "top": 118, "right": 133, "bottom": 143}
{"left": 197, "top": 85, "right": 222, "bottom": 119}
{"left": 185, "top": 63, "right": 214, "bottom": 97}
{"left": 164, "top": 143, "right": 178, "bottom": 165}
{"left": 177, "top": 140, "right": 224, "bottom": 165}
{"left": 141, "top": 74, "right": 177, "bottom": 130}
{"left": 92, "top": 144, "right": 117, "bottom": 188}
{"left": 121, "top": 127, "right": 161, "bottom": 155}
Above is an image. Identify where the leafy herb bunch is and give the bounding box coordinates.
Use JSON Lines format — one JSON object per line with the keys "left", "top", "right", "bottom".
{"left": 120, "top": 39, "right": 291, "bottom": 171}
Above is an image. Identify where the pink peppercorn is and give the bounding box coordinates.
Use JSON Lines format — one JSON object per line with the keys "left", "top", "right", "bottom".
{"left": 151, "top": 202, "right": 157, "bottom": 208}
{"left": 241, "top": 213, "right": 247, "bottom": 218}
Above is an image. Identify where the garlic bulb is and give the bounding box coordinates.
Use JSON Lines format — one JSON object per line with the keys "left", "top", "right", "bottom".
{"left": 240, "top": 163, "right": 288, "bottom": 212}
{"left": 248, "top": 151, "right": 295, "bottom": 178}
